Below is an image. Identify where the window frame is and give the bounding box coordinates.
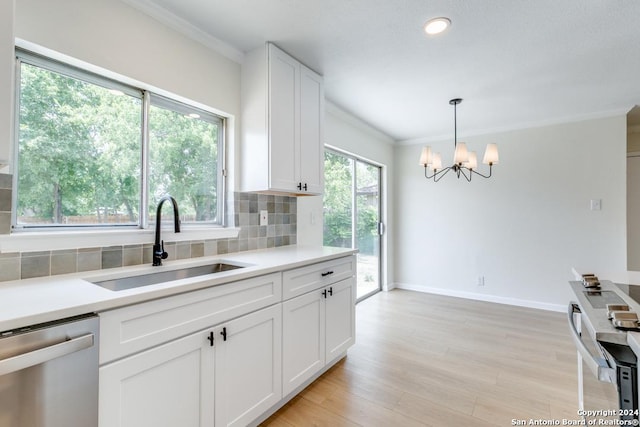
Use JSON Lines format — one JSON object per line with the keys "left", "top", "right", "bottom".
{"left": 12, "top": 48, "right": 227, "bottom": 233}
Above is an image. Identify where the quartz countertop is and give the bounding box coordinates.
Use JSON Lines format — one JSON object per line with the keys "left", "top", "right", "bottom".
{"left": 0, "top": 245, "right": 357, "bottom": 332}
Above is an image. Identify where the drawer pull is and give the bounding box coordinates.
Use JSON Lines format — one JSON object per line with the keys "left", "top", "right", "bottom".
{"left": 321, "top": 271, "right": 334, "bottom": 277}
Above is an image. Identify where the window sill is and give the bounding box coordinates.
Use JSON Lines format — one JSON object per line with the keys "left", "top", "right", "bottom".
{"left": 0, "top": 227, "right": 240, "bottom": 253}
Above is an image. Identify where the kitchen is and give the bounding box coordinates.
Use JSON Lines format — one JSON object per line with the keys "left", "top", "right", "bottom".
{"left": 1, "top": 0, "right": 639, "bottom": 426}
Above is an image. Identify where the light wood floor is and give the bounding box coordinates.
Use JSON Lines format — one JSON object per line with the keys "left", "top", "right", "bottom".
{"left": 262, "top": 289, "right": 579, "bottom": 426}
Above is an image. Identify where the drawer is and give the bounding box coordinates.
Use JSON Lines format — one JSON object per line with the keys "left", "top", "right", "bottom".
{"left": 99, "top": 272, "right": 282, "bottom": 364}
{"left": 282, "top": 255, "right": 356, "bottom": 300}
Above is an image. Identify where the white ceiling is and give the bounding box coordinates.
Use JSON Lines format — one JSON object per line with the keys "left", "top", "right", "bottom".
{"left": 125, "top": 0, "right": 640, "bottom": 143}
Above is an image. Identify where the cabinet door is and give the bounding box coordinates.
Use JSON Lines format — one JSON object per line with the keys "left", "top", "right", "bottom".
{"left": 215, "top": 305, "right": 282, "bottom": 427}
{"left": 299, "top": 64, "right": 324, "bottom": 194}
{"left": 99, "top": 332, "right": 214, "bottom": 427}
{"left": 282, "top": 290, "right": 325, "bottom": 396}
{"left": 325, "top": 277, "right": 356, "bottom": 362}
{"left": 268, "top": 44, "right": 299, "bottom": 192}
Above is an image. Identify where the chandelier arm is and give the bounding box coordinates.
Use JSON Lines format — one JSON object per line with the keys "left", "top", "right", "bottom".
{"left": 469, "top": 164, "right": 493, "bottom": 179}
{"left": 458, "top": 167, "right": 472, "bottom": 182}
{"left": 433, "top": 166, "right": 453, "bottom": 182}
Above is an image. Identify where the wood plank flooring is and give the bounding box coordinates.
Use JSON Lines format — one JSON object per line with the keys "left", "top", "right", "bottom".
{"left": 262, "top": 289, "right": 579, "bottom": 426}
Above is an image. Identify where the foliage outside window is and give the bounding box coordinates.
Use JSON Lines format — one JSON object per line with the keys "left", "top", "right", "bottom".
{"left": 323, "top": 150, "right": 380, "bottom": 254}
{"left": 15, "top": 51, "right": 224, "bottom": 229}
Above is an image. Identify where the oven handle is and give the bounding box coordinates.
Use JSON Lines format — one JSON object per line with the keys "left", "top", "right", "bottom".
{"left": 567, "top": 303, "right": 616, "bottom": 383}
{"left": 0, "top": 333, "right": 94, "bottom": 376}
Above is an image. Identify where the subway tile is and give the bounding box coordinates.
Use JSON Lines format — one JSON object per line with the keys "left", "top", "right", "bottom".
{"left": 0, "top": 212, "right": 10, "bottom": 234}
{"left": 0, "top": 189, "right": 11, "bottom": 211}
{"left": 164, "top": 242, "right": 177, "bottom": 261}
{"left": 204, "top": 240, "right": 218, "bottom": 256}
{"left": 21, "top": 252, "right": 51, "bottom": 279}
{"left": 142, "top": 244, "right": 154, "bottom": 265}
{"left": 176, "top": 242, "right": 191, "bottom": 259}
{"left": 258, "top": 237, "right": 268, "bottom": 249}
{"left": 101, "top": 247, "right": 123, "bottom": 269}
{"left": 248, "top": 238, "right": 258, "bottom": 251}
{"left": 78, "top": 248, "right": 101, "bottom": 272}
{"left": 123, "top": 245, "right": 143, "bottom": 266}
{"left": 0, "top": 190, "right": 298, "bottom": 280}
{"left": 191, "top": 242, "right": 204, "bottom": 258}
{"left": 51, "top": 249, "right": 77, "bottom": 275}
{"left": 217, "top": 240, "right": 228, "bottom": 254}
{"left": 0, "top": 174, "right": 11, "bottom": 189}
{"left": 0, "top": 253, "right": 20, "bottom": 282}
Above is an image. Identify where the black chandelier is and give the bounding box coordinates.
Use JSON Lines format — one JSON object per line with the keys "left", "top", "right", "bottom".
{"left": 419, "top": 98, "right": 499, "bottom": 182}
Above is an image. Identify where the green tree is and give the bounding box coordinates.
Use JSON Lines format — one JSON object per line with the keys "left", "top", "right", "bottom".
{"left": 323, "top": 152, "right": 353, "bottom": 247}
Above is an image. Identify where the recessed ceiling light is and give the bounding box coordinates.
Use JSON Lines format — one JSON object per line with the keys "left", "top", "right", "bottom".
{"left": 424, "top": 17, "right": 451, "bottom": 35}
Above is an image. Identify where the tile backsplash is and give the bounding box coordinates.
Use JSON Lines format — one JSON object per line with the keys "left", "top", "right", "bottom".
{"left": 0, "top": 184, "right": 297, "bottom": 282}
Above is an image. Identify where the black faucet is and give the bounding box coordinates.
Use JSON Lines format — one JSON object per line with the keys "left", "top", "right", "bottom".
{"left": 153, "top": 195, "right": 181, "bottom": 266}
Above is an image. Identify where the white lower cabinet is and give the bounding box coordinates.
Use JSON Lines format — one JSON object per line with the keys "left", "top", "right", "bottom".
{"left": 99, "top": 331, "right": 215, "bottom": 427}
{"left": 325, "top": 278, "right": 356, "bottom": 362}
{"left": 214, "top": 304, "right": 282, "bottom": 427}
{"left": 99, "top": 305, "right": 282, "bottom": 427}
{"left": 282, "top": 276, "right": 355, "bottom": 396}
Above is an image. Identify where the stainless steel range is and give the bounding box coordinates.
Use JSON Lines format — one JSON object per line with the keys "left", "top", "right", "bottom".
{"left": 568, "top": 278, "right": 640, "bottom": 424}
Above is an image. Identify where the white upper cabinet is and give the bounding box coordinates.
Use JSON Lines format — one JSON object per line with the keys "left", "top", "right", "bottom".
{"left": 241, "top": 42, "right": 324, "bottom": 195}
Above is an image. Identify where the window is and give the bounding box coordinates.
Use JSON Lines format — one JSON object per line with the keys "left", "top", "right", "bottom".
{"left": 14, "top": 50, "right": 225, "bottom": 230}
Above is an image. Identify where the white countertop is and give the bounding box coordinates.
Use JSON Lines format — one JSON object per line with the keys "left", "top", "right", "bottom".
{"left": 0, "top": 245, "right": 357, "bottom": 332}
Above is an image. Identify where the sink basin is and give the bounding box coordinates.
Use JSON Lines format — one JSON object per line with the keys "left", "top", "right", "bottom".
{"left": 91, "top": 262, "right": 246, "bottom": 291}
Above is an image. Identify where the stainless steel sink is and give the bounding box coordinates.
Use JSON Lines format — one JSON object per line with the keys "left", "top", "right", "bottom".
{"left": 91, "top": 262, "right": 245, "bottom": 291}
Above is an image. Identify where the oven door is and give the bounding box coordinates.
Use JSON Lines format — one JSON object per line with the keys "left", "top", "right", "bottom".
{"left": 568, "top": 303, "right": 638, "bottom": 423}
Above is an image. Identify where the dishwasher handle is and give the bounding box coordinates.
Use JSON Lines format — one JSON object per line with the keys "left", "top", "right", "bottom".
{"left": 567, "top": 302, "right": 616, "bottom": 384}
{"left": 0, "top": 333, "right": 94, "bottom": 376}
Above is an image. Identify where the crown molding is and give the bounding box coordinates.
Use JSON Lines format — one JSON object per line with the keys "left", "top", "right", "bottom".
{"left": 121, "top": 0, "right": 244, "bottom": 64}
{"left": 397, "top": 107, "right": 630, "bottom": 146}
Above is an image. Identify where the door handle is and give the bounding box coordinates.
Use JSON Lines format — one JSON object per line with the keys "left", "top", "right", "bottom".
{"left": 0, "top": 333, "right": 94, "bottom": 376}
{"left": 328, "top": 287, "right": 333, "bottom": 296}
{"left": 567, "top": 302, "right": 616, "bottom": 383}
{"left": 220, "top": 327, "right": 227, "bottom": 341}
{"left": 207, "top": 331, "right": 214, "bottom": 347}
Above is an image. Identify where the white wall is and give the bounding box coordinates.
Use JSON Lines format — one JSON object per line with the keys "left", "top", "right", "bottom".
{"left": 297, "top": 102, "right": 395, "bottom": 289}
{"left": 394, "top": 116, "right": 627, "bottom": 310}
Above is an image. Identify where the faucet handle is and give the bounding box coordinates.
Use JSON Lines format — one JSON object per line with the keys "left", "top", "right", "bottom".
{"left": 161, "top": 240, "right": 168, "bottom": 260}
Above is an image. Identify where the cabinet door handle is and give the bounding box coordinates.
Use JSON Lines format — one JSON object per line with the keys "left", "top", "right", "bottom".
{"left": 303, "top": 183, "right": 308, "bottom": 191}
{"left": 207, "top": 331, "right": 214, "bottom": 347}
{"left": 328, "top": 287, "right": 333, "bottom": 296}
{"left": 297, "top": 182, "right": 302, "bottom": 191}
{"left": 220, "top": 327, "right": 227, "bottom": 341}
{"left": 321, "top": 271, "right": 334, "bottom": 277}
{"left": 322, "top": 289, "right": 327, "bottom": 299}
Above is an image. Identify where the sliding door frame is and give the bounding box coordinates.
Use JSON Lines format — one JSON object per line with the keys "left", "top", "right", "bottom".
{"left": 325, "top": 145, "right": 385, "bottom": 302}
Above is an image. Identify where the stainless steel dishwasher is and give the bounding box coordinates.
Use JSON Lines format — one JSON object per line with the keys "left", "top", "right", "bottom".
{"left": 0, "top": 313, "right": 99, "bottom": 427}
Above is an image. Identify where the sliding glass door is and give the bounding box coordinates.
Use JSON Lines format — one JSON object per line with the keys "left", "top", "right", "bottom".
{"left": 323, "top": 149, "right": 382, "bottom": 300}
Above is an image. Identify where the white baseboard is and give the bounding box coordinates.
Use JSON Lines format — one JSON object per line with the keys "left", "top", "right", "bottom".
{"left": 389, "top": 282, "right": 565, "bottom": 313}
